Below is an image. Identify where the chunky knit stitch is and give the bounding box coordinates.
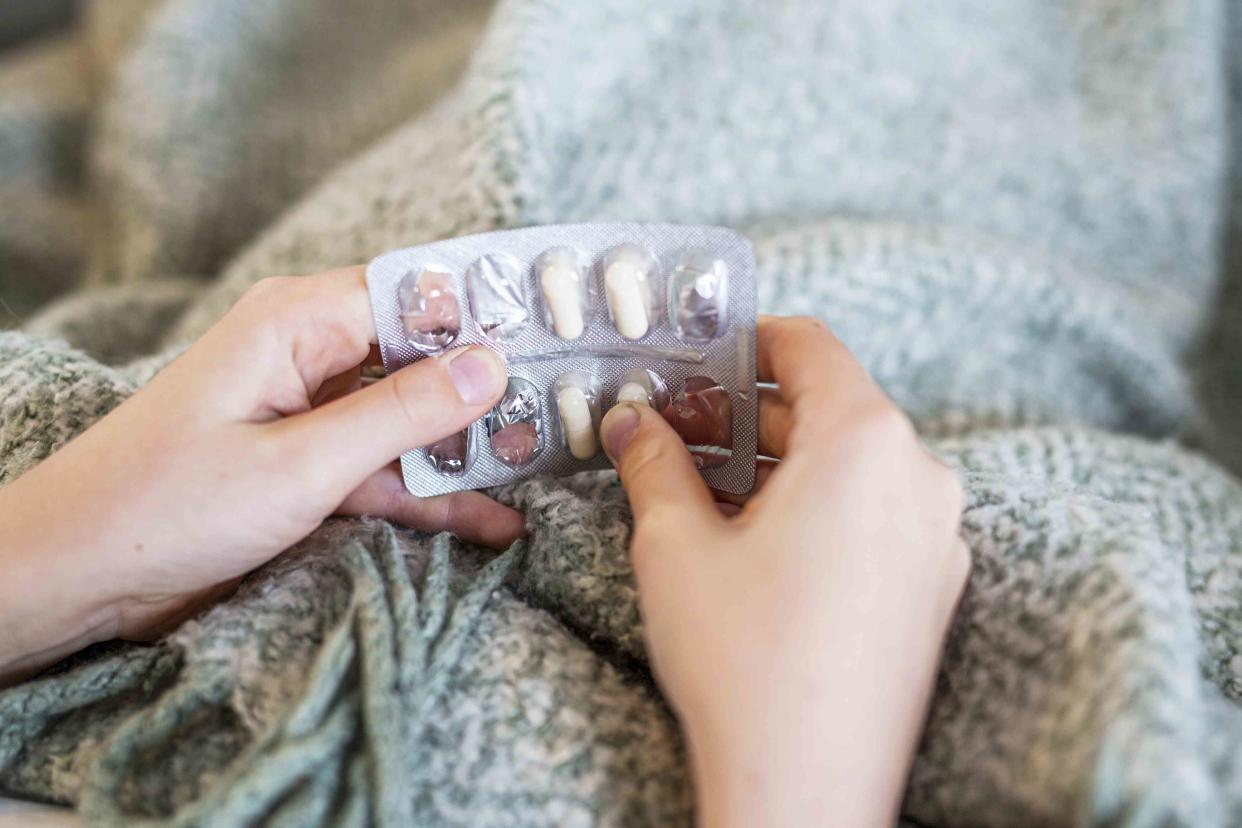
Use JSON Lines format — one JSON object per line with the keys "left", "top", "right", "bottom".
{"left": 1, "top": 0, "right": 1242, "bottom": 825}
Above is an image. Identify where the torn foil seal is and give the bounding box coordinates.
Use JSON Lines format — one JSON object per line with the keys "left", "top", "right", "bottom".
{"left": 398, "top": 266, "right": 461, "bottom": 352}
{"left": 488, "top": 377, "right": 543, "bottom": 467}
{"left": 466, "top": 253, "right": 528, "bottom": 342}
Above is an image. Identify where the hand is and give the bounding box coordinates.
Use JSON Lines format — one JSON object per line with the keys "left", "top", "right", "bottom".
{"left": 599, "top": 316, "right": 969, "bottom": 827}
{"left": 0, "top": 267, "right": 522, "bottom": 685}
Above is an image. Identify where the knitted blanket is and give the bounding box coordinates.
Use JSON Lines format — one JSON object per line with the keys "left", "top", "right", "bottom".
{"left": 2, "top": 0, "right": 1242, "bottom": 824}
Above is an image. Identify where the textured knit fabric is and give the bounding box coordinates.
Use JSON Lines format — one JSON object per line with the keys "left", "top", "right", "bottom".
{"left": 1, "top": 0, "right": 1242, "bottom": 825}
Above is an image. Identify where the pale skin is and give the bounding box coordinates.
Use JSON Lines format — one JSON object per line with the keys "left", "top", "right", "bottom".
{"left": 0, "top": 267, "right": 968, "bottom": 826}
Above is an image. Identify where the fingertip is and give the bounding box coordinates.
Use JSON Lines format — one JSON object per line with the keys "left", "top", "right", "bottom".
{"left": 443, "top": 345, "right": 509, "bottom": 406}
{"left": 601, "top": 401, "right": 719, "bottom": 525}
{"left": 601, "top": 403, "right": 643, "bottom": 464}
{"left": 442, "top": 492, "right": 528, "bottom": 549}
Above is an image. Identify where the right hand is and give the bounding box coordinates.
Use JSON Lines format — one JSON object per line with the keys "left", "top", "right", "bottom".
{"left": 598, "top": 315, "right": 969, "bottom": 828}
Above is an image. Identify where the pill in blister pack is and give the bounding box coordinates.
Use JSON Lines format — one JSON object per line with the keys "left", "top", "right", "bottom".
{"left": 537, "top": 247, "right": 593, "bottom": 340}
{"left": 602, "top": 244, "right": 661, "bottom": 339}
{"left": 552, "top": 371, "right": 603, "bottom": 460}
{"left": 366, "top": 223, "right": 758, "bottom": 497}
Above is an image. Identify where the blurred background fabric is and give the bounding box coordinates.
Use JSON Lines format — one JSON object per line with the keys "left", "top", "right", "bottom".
{"left": 0, "top": 0, "right": 75, "bottom": 50}
{"left": 1, "top": 0, "right": 1242, "bottom": 825}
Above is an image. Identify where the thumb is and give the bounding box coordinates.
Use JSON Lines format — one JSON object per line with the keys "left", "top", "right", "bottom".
{"left": 601, "top": 402, "right": 720, "bottom": 531}
{"left": 270, "top": 345, "right": 507, "bottom": 496}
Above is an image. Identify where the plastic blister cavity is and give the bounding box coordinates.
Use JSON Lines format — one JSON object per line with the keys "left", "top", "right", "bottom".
{"left": 365, "top": 223, "right": 758, "bottom": 498}
{"left": 398, "top": 266, "right": 460, "bottom": 352}
{"left": 552, "top": 371, "right": 603, "bottom": 459}
{"left": 614, "top": 367, "right": 670, "bottom": 410}
{"left": 538, "top": 246, "right": 593, "bottom": 340}
{"left": 424, "top": 428, "right": 474, "bottom": 476}
{"left": 488, "top": 377, "right": 543, "bottom": 467}
{"left": 602, "top": 243, "right": 661, "bottom": 339}
{"left": 663, "top": 376, "right": 733, "bottom": 468}
{"left": 466, "top": 253, "right": 527, "bottom": 342}
{"left": 669, "top": 248, "right": 728, "bottom": 341}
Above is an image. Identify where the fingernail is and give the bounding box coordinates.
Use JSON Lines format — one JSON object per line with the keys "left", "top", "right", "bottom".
{"left": 601, "top": 404, "right": 641, "bottom": 462}
{"left": 447, "top": 347, "right": 506, "bottom": 405}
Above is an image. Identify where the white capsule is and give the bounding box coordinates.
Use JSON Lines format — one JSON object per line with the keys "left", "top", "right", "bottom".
{"left": 605, "top": 259, "right": 650, "bottom": 339}
{"left": 541, "top": 263, "right": 586, "bottom": 340}
{"left": 557, "top": 385, "right": 598, "bottom": 459}
{"left": 617, "top": 381, "right": 652, "bottom": 406}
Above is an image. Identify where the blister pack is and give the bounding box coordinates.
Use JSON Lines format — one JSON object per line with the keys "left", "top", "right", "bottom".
{"left": 365, "top": 223, "right": 758, "bottom": 497}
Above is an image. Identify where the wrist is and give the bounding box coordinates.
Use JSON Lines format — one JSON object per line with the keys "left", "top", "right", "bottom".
{"left": 682, "top": 697, "right": 905, "bottom": 828}
{"left": 0, "top": 480, "right": 123, "bottom": 685}
{"left": 672, "top": 613, "right": 947, "bottom": 828}
{"left": 682, "top": 705, "right": 838, "bottom": 828}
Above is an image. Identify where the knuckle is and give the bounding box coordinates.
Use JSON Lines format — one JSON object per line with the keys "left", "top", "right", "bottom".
{"left": 418, "top": 493, "right": 454, "bottom": 532}
{"left": 771, "top": 315, "right": 829, "bottom": 350}
{"left": 846, "top": 400, "right": 916, "bottom": 449}
{"left": 785, "top": 315, "right": 836, "bottom": 351}
{"left": 238, "top": 275, "right": 294, "bottom": 308}
{"left": 789, "top": 314, "right": 831, "bottom": 333}
{"left": 799, "top": 398, "right": 913, "bottom": 459}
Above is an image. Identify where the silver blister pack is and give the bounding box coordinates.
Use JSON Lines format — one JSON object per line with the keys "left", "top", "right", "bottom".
{"left": 365, "top": 223, "right": 758, "bottom": 497}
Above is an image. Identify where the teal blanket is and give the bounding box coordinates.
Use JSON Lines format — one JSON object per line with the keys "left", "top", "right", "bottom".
{"left": 2, "top": 0, "right": 1242, "bottom": 824}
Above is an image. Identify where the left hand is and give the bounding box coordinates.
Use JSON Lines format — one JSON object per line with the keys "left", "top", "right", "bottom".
{"left": 0, "top": 266, "right": 522, "bottom": 684}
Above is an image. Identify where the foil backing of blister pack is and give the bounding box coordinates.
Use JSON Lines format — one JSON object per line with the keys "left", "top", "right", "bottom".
{"left": 365, "top": 223, "right": 758, "bottom": 497}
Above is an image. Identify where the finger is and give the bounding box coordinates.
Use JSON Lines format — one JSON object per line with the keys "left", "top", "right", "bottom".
{"left": 600, "top": 402, "right": 721, "bottom": 531}
{"left": 276, "top": 267, "right": 377, "bottom": 388}
{"left": 712, "top": 457, "right": 779, "bottom": 507}
{"left": 756, "top": 315, "right": 875, "bottom": 410}
{"left": 311, "top": 368, "right": 362, "bottom": 407}
{"left": 756, "top": 315, "right": 894, "bottom": 463}
{"left": 337, "top": 464, "right": 525, "bottom": 550}
{"left": 174, "top": 267, "right": 377, "bottom": 419}
{"left": 757, "top": 387, "right": 793, "bottom": 458}
{"left": 270, "top": 345, "right": 507, "bottom": 496}
{"left": 228, "top": 266, "right": 378, "bottom": 394}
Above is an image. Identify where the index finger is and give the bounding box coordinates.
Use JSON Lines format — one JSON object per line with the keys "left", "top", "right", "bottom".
{"left": 193, "top": 267, "right": 380, "bottom": 407}
{"left": 756, "top": 315, "right": 873, "bottom": 409}
{"left": 755, "top": 315, "right": 890, "bottom": 461}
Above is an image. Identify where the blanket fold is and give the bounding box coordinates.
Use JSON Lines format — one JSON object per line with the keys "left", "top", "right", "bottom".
{"left": 2, "top": 0, "right": 1242, "bottom": 824}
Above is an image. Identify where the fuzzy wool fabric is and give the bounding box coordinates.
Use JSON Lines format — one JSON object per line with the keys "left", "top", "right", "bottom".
{"left": 2, "top": 0, "right": 1242, "bottom": 825}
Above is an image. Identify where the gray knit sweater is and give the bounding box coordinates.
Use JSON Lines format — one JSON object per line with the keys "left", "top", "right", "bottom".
{"left": 2, "top": 0, "right": 1242, "bottom": 824}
